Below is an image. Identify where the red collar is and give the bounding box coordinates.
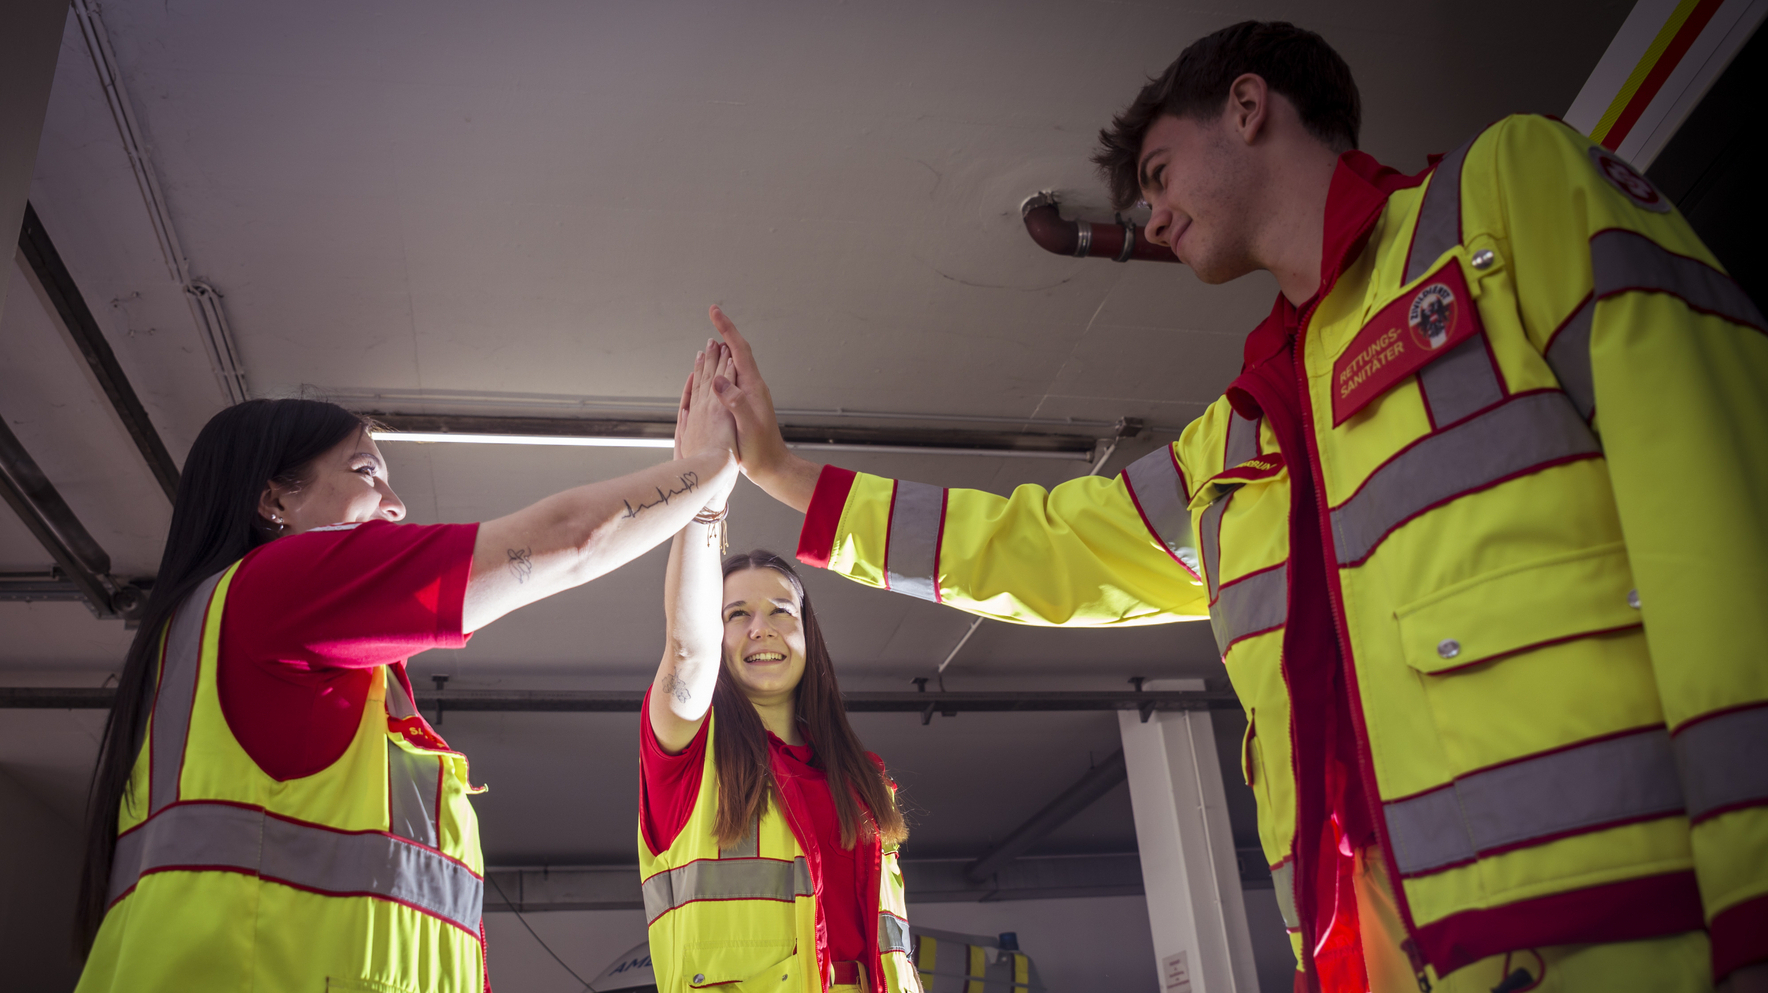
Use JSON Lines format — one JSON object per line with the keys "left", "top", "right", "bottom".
{"left": 1241, "top": 150, "right": 1426, "bottom": 371}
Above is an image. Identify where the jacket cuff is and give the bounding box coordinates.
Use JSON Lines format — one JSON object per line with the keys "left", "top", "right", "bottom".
{"left": 1712, "top": 892, "right": 1768, "bottom": 979}
{"left": 796, "top": 465, "right": 857, "bottom": 569}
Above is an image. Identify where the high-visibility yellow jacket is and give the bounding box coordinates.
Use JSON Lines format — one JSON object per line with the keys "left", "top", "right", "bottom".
{"left": 639, "top": 711, "right": 919, "bottom": 993}
{"left": 77, "top": 564, "right": 489, "bottom": 993}
{"left": 794, "top": 116, "right": 1768, "bottom": 984}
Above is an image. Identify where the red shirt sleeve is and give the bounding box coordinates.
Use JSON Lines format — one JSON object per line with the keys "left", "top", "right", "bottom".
{"left": 796, "top": 465, "right": 856, "bottom": 569}
{"left": 218, "top": 520, "right": 478, "bottom": 781}
{"left": 639, "top": 687, "right": 709, "bottom": 857}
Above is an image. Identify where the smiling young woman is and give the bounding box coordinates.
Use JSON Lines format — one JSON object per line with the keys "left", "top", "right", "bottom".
{"left": 75, "top": 345, "right": 736, "bottom": 993}
{"left": 640, "top": 348, "right": 914, "bottom": 993}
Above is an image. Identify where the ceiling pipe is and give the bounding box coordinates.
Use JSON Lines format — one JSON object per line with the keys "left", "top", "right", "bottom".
{"left": 1020, "top": 191, "right": 1180, "bottom": 264}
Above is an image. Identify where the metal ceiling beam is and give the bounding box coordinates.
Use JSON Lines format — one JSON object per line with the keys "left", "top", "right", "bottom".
{"left": 963, "top": 749, "right": 1127, "bottom": 884}
{"left": 0, "top": 419, "right": 145, "bottom": 619}
{"left": 17, "top": 202, "right": 180, "bottom": 502}
{"left": 366, "top": 412, "right": 1101, "bottom": 460}
{"left": 0, "top": 687, "right": 1239, "bottom": 712}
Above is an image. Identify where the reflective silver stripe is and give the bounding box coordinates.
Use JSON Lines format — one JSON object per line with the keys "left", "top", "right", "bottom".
{"left": 1418, "top": 333, "right": 1503, "bottom": 427}
{"left": 1121, "top": 445, "right": 1195, "bottom": 570}
{"left": 1199, "top": 492, "right": 1231, "bottom": 600}
{"left": 1545, "top": 296, "right": 1597, "bottom": 421}
{"left": 642, "top": 856, "right": 813, "bottom": 922}
{"left": 1404, "top": 135, "right": 1476, "bottom": 284}
{"left": 879, "top": 913, "right": 910, "bottom": 954}
{"left": 1591, "top": 228, "right": 1766, "bottom": 331}
{"left": 886, "top": 480, "right": 944, "bottom": 603}
{"left": 149, "top": 571, "right": 226, "bottom": 815}
{"left": 1383, "top": 729, "right": 1684, "bottom": 876}
{"left": 387, "top": 741, "right": 441, "bottom": 848}
{"left": 1331, "top": 392, "right": 1599, "bottom": 566}
{"left": 1271, "top": 862, "right": 1300, "bottom": 929}
{"left": 109, "top": 801, "right": 483, "bottom": 931}
{"left": 385, "top": 672, "right": 419, "bottom": 720}
{"left": 1210, "top": 564, "right": 1287, "bottom": 656}
{"left": 1673, "top": 705, "right": 1768, "bottom": 822}
{"left": 1224, "top": 411, "right": 1260, "bottom": 469}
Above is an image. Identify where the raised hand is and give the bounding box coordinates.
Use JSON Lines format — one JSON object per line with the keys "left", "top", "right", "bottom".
{"left": 676, "top": 340, "right": 739, "bottom": 466}
{"left": 706, "top": 306, "right": 822, "bottom": 512}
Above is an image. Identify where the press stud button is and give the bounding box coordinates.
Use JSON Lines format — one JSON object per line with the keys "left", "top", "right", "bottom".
{"left": 1470, "top": 249, "right": 1495, "bottom": 269}
{"left": 1437, "top": 639, "right": 1461, "bottom": 659}
{"left": 1628, "top": 589, "right": 1640, "bottom": 609}
{"left": 693, "top": 975, "right": 705, "bottom": 985}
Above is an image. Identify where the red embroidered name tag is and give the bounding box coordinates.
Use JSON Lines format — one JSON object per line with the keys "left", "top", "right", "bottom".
{"left": 1216, "top": 452, "right": 1285, "bottom": 483}
{"left": 1331, "top": 260, "right": 1482, "bottom": 426}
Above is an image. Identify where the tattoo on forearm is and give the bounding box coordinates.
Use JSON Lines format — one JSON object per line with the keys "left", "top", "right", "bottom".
{"left": 507, "top": 546, "right": 533, "bottom": 584}
{"left": 660, "top": 672, "right": 691, "bottom": 703}
{"left": 622, "top": 472, "right": 699, "bottom": 519}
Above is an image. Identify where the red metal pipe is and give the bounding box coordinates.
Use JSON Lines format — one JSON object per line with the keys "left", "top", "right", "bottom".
{"left": 1020, "top": 191, "right": 1180, "bottom": 264}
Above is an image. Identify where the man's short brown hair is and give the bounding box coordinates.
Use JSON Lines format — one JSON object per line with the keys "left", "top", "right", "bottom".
{"left": 1093, "top": 21, "right": 1362, "bottom": 210}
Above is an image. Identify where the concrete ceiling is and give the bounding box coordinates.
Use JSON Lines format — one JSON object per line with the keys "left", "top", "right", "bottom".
{"left": 2, "top": 0, "right": 1628, "bottom": 871}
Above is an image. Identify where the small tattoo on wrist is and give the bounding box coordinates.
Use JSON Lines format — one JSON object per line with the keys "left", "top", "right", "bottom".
{"left": 507, "top": 546, "right": 533, "bottom": 584}
{"left": 622, "top": 472, "right": 699, "bottom": 519}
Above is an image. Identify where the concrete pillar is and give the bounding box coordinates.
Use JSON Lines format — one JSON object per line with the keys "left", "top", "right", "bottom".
{"left": 1120, "top": 678, "right": 1259, "bottom": 993}
{"left": 1, "top": 0, "right": 68, "bottom": 321}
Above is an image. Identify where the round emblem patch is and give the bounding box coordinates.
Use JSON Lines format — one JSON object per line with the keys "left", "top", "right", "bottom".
{"left": 1408, "top": 282, "right": 1457, "bottom": 349}
{"left": 1588, "top": 146, "right": 1670, "bottom": 213}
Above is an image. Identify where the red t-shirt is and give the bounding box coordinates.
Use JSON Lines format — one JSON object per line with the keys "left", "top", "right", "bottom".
{"left": 639, "top": 698, "right": 876, "bottom": 966}
{"left": 216, "top": 519, "right": 478, "bottom": 781}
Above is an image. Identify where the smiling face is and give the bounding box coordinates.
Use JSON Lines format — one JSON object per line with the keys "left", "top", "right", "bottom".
{"left": 258, "top": 428, "right": 407, "bottom": 536}
{"left": 1136, "top": 110, "right": 1263, "bottom": 284}
{"left": 721, "top": 567, "right": 808, "bottom": 705}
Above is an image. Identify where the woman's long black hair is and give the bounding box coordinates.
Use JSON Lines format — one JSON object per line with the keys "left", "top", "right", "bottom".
{"left": 75, "top": 399, "right": 371, "bottom": 956}
{"left": 710, "top": 551, "right": 908, "bottom": 850}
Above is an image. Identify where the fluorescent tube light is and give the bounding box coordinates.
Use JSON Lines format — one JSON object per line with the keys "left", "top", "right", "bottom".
{"left": 371, "top": 431, "right": 673, "bottom": 449}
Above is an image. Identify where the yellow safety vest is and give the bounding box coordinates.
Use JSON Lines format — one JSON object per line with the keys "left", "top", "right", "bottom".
{"left": 803, "top": 115, "right": 1768, "bottom": 982}
{"left": 639, "top": 712, "right": 919, "bottom": 992}
{"left": 77, "top": 563, "right": 488, "bottom": 993}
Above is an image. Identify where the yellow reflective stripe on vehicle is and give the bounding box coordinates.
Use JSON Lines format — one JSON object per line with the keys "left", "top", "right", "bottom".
{"left": 879, "top": 912, "right": 910, "bottom": 954}
{"left": 917, "top": 935, "right": 937, "bottom": 978}
{"left": 966, "top": 945, "right": 986, "bottom": 993}
{"left": 886, "top": 480, "right": 944, "bottom": 602}
{"left": 1590, "top": 228, "right": 1766, "bottom": 331}
{"left": 1014, "top": 953, "right": 1029, "bottom": 987}
{"left": 108, "top": 800, "right": 484, "bottom": 932}
{"left": 1271, "top": 861, "right": 1301, "bottom": 929}
{"left": 1121, "top": 445, "right": 1197, "bottom": 576}
{"left": 1545, "top": 295, "right": 1598, "bottom": 421}
{"left": 1330, "top": 392, "right": 1600, "bottom": 567}
{"left": 1383, "top": 728, "right": 1684, "bottom": 876}
{"left": 1673, "top": 704, "right": 1768, "bottom": 823}
{"left": 1404, "top": 134, "right": 1477, "bottom": 284}
{"left": 148, "top": 569, "right": 227, "bottom": 814}
{"left": 641, "top": 855, "right": 814, "bottom": 923}
{"left": 1211, "top": 563, "right": 1287, "bottom": 656}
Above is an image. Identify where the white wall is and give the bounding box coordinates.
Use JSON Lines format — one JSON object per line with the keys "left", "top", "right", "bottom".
{"left": 1, "top": 765, "right": 85, "bottom": 993}
{"left": 485, "top": 907, "right": 652, "bottom": 992}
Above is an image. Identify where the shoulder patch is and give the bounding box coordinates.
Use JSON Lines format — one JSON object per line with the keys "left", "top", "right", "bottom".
{"left": 1587, "top": 146, "right": 1670, "bottom": 214}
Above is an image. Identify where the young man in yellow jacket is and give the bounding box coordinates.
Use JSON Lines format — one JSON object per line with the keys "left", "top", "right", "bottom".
{"left": 704, "top": 20, "right": 1768, "bottom": 993}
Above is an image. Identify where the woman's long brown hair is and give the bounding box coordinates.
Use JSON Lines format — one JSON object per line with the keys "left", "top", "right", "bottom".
{"left": 711, "top": 551, "right": 907, "bottom": 850}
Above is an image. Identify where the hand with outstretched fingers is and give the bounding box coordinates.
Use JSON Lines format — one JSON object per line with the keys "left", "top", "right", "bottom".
{"left": 674, "top": 340, "right": 740, "bottom": 510}
{"left": 706, "top": 306, "right": 824, "bottom": 513}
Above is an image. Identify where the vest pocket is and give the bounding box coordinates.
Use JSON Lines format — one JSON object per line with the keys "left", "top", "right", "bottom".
{"left": 685, "top": 943, "right": 796, "bottom": 989}
{"left": 1393, "top": 542, "right": 1639, "bottom": 674}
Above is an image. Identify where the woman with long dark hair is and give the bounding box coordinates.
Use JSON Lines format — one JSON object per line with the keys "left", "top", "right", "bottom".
{"left": 639, "top": 349, "right": 914, "bottom": 993}
{"left": 76, "top": 347, "right": 735, "bottom": 992}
